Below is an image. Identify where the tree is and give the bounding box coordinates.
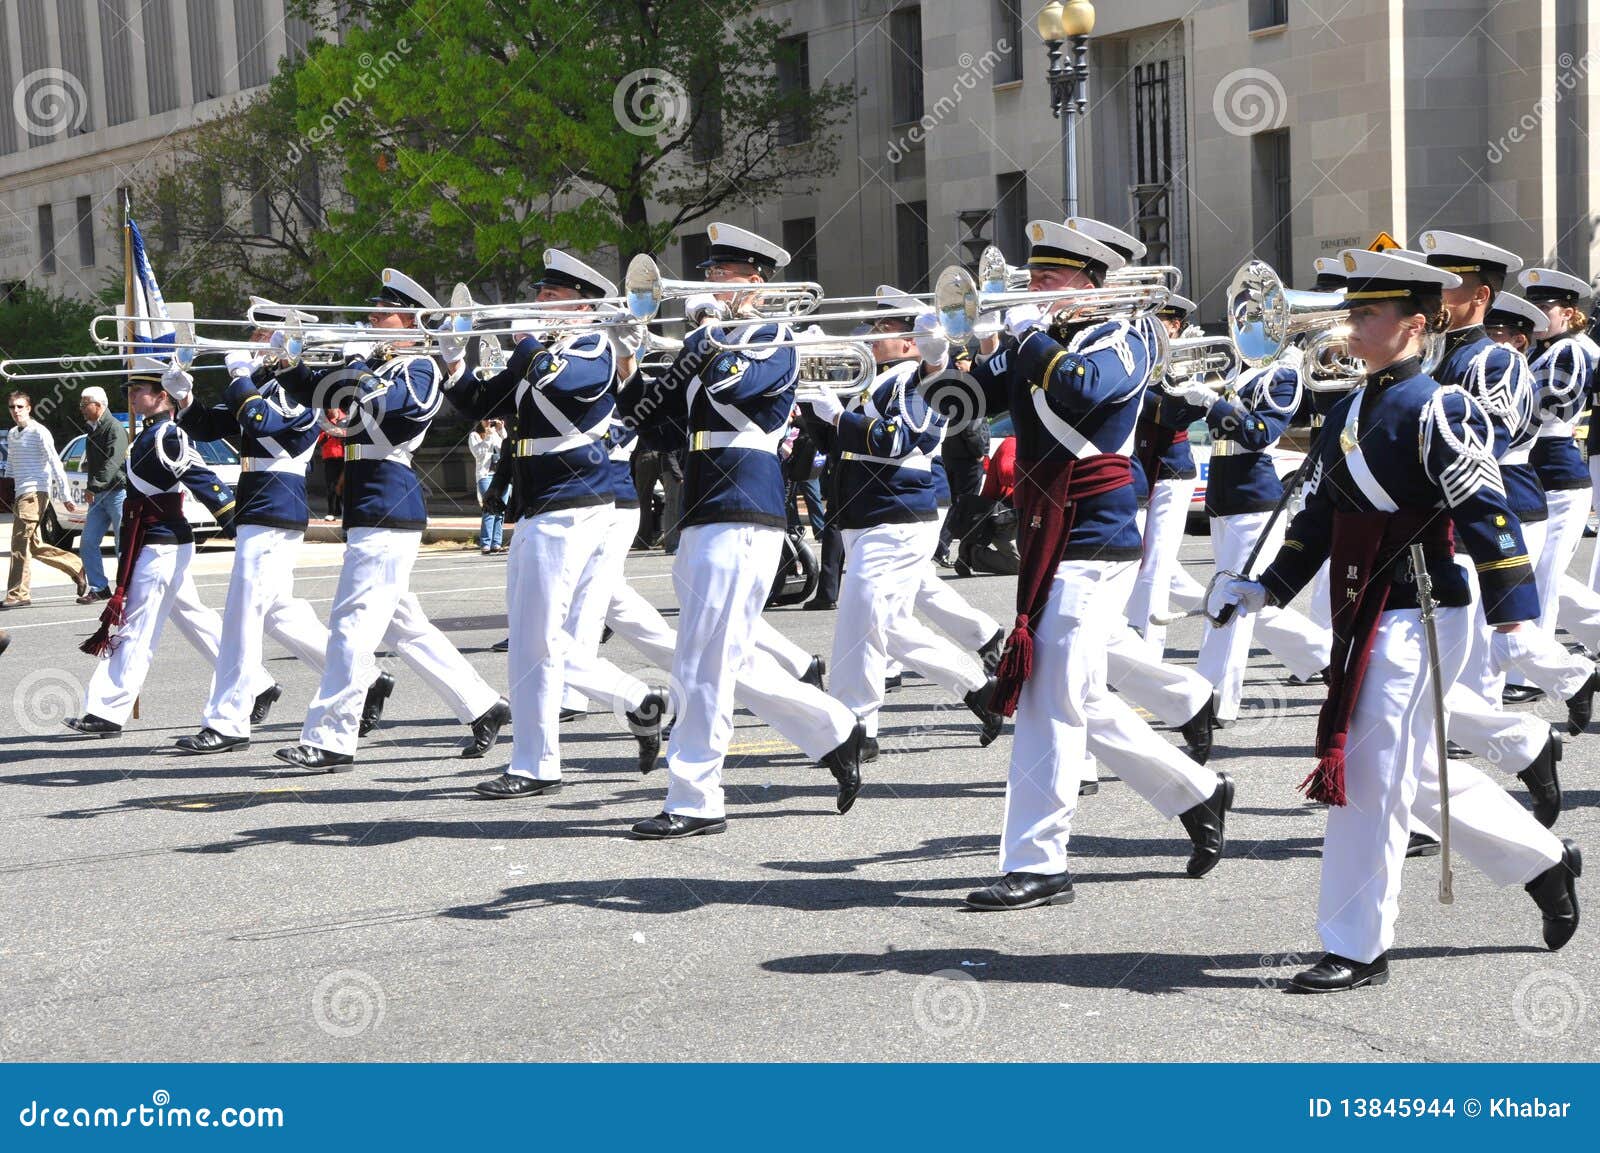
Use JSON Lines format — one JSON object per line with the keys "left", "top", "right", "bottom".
{"left": 285, "top": 0, "right": 854, "bottom": 295}
{"left": 0, "top": 285, "right": 107, "bottom": 441}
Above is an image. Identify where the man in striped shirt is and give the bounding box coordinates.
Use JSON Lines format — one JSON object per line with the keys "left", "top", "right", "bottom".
{"left": 5, "top": 390, "right": 87, "bottom": 608}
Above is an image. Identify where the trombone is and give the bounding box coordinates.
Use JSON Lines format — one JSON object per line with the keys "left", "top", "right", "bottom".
{"left": 624, "top": 254, "right": 824, "bottom": 321}
{"left": 934, "top": 264, "right": 1170, "bottom": 342}
{"left": 973, "top": 244, "right": 1184, "bottom": 295}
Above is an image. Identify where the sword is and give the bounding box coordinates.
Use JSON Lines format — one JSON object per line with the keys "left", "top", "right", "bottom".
{"left": 1409, "top": 542, "right": 1454, "bottom": 905}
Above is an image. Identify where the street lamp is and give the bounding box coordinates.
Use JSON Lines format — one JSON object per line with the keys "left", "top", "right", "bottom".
{"left": 1037, "top": 1, "right": 1095, "bottom": 217}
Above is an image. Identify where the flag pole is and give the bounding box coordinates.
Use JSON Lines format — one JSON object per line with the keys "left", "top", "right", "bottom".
{"left": 122, "top": 189, "right": 134, "bottom": 435}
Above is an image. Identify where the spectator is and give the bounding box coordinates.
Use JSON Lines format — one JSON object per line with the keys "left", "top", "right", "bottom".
{"left": 469, "top": 418, "right": 507, "bottom": 554}
{"left": 956, "top": 434, "right": 1019, "bottom": 577}
{"left": 938, "top": 411, "right": 989, "bottom": 565}
{"left": 76, "top": 386, "right": 128, "bottom": 602}
{"left": 317, "top": 411, "right": 345, "bottom": 520}
{"left": 4, "top": 390, "right": 87, "bottom": 608}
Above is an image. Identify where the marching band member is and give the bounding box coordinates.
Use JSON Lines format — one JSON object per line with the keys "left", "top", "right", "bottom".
{"left": 1519, "top": 267, "right": 1600, "bottom": 665}
{"left": 65, "top": 360, "right": 266, "bottom": 736}
{"left": 958, "top": 219, "right": 1231, "bottom": 910}
{"left": 444, "top": 253, "right": 665, "bottom": 795}
{"left": 799, "top": 287, "right": 1002, "bottom": 759}
{"left": 618, "top": 223, "right": 865, "bottom": 839}
{"left": 1411, "top": 236, "right": 1571, "bottom": 835}
{"left": 1190, "top": 339, "right": 1331, "bottom": 723}
{"left": 270, "top": 268, "right": 508, "bottom": 772}
{"left": 167, "top": 301, "right": 391, "bottom": 754}
{"left": 1214, "top": 249, "right": 1580, "bottom": 992}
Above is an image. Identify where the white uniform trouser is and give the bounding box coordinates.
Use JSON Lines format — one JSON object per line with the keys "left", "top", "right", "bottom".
{"left": 1587, "top": 455, "right": 1600, "bottom": 593}
{"left": 1000, "top": 559, "right": 1218, "bottom": 875}
{"left": 1444, "top": 556, "right": 1551, "bottom": 773}
{"left": 921, "top": 506, "right": 1001, "bottom": 650}
{"left": 754, "top": 618, "right": 812, "bottom": 679}
{"left": 1319, "top": 606, "right": 1563, "bottom": 964}
{"left": 1308, "top": 560, "right": 1332, "bottom": 631}
{"left": 83, "top": 541, "right": 272, "bottom": 724}
{"left": 1106, "top": 621, "right": 1212, "bottom": 725}
{"left": 1126, "top": 476, "right": 1197, "bottom": 655}
{"left": 664, "top": 522, "right": 856, "bottom": 819}
{"left": 302, "top": 528, "right": 499, "bottom": 756}
{"left": 833, "top": 521, "right": 987, "bottom": 738}
{"left": 555, "top": 505, "right": 649, "bottom": 718}
{"left": 202, "top": 524, "right": 369, "bottom": 738}
{"left": 1197, "top": 510, "right": 1331, "bottom": 720}
{"left": 1510, "top": 485, "right": 1598, "bottom": 682}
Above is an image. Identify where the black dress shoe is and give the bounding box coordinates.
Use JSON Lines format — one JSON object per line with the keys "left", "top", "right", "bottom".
{"left": 1288, "top": 951, "right": 1389, "bottom": 993}
{"left": 1177, "top": 771, "right": 1233, "bottom": 877}
{"left": 559, "top": 707, "right": 584, "bottom": 723}
{"left": 1526, "top": 838, "right": 1582, "bottom": 951}
{"left": 63, "top": 714, "right": 121, "bottom": 738}
{"left": 861, "top": 736, "right": 880, "bottom": 763}
{"left": 173, "top": 727, "right": 249, "bottom": 755}
{"left": 475, "top": 772, "right": 561, "bottom": 799}
{"left": 0, "top": 630, "right": 10, "bottom": 657}
{"left": 821, "top": 721, "right": 866, "bottom": 814}
{"left": 884, "top": 672, "right": 904, "bottom": 691}
{"left": 631, "top": 811, "right": 727, "bottom": 840}
{"left": 272, "top": 744, "right": 354, "bottom": 773}
{"left": 1446, "top": 740, "right": 1473, "bottom": 758}
{"left": 600, "top": 625, "right": 613, "bottom": 645}
{"left": 1079, "top": 779, "right": 1099, "bottom": 796}
{"left": 1517, "top": 730, "right": 1563, "bottom": 829}
{"left": 1288, "top": 667, "right": 1328, "bottom": 687}
{"left": 801, "top": 655, "right": 826, "bottom": 690}
{"left": 965, "top": 870, "right": 1075, "bottom": 911}
{"left": 1565, "top": 669, "right": 1599, "bottom": 735}
{"left": 978, "top": 629, "right": 1005, "bottom": 677}
{"left": 1503, "top": 683, "right": 1546, "bottom": 705}
{"left": 627, "top": 691, "right": 667, "bottom": 774}
{"left": 1406, "top": 831, "right": 1441, "bottom": 857}
{"left": 933, "top": 550, "right": 953, "bottom": 569}
{"left": 358, "top": 671, "right": 396, "bottom": 737}
{"left": 965, "top": 677, "right": 1005, "bottom": 747}
{"left": 462, "top": 697, "right": 512, "bottom": 759}
{"left": 953, "top": 559, "right": 973, "bottom": 579}
{"left": 249, "top": 683, "right": 283, "bottom": 725}
{"left": 1179, "top": 699, "right": 1217, "bottom": 765}
{"left": 491, "top": 637, "right": 509, "bottom": 653}
{"left": 803, "top": 597, "right": 836, "bottom": 612}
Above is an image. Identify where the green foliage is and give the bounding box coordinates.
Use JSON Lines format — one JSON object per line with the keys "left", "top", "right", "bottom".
{"left": 0, "top": 285, "right": 106, "bottom": 439}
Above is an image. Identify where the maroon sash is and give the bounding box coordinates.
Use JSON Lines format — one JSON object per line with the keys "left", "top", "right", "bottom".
{"left": 990, "top": 453, "right": 1133, "bottom": 716}
{"left": 80, "top": 492, "right": 185, "bottom": 658}
{"left": 1303, "top": 508, "right": 1450, "bottom": 805}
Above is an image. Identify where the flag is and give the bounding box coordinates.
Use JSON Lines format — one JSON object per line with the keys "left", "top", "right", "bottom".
{"left": 127, "top": 217, "right": 176, "bottom": 359}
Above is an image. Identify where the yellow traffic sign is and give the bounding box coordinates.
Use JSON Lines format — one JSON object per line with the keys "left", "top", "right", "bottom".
{"left": 1367, "top": 231, "right": 1401, "bottom": 251}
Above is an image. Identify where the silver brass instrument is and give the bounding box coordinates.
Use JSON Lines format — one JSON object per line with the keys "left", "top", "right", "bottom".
{"left": 936, "top": 265, "right": 1170, "bottom": 342}
{"left": 1301, "top": 323, "right": 1447, "bottom": 393}
{"left": 976, "top": 244, "right": 1183, "bottom": 296}
{"left": 624, "top": 254, "right": 822, "bottom": 321}
{"left": 1159, "top": 335, "right": 1242, "bottom": 396}
{"left": 1227, "top": 260, "right": 1346, "bottom": 368}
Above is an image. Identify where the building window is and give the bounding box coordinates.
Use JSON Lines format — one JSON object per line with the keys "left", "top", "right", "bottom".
{"left": 994, "top": 171, "right": 1029, "bottom": 263}
{"left": 992, "top": 0, "right": 1022, "bottom": 83}
{"left": 235, "top": 0, "right": 271, "bottom": 89}
{"left": 160, "top": 192, "right": 181, "bottom": 252}
{"left": 1253, "top": 129, "right": 1292, "bottom": 275}
{"left": 679, "top": 232, "right": 710, "bottom": 278}
{"left": 76, "top": 196, "right": 96, "bottom": 267}
{"left": 691, "top": 72, "right": 723, "bottom": 163}
{"left": 783, "top": 218, "right": 818, "bottom": 285}
{"left": 776, "top": 35, "right": 811, "bottom": 146}
{"left": 38, "top": 205, "right": 56, "bottom": 276}
{"left": 1249, "top": 0, "right": 1289, "bottom": 31}
{"left": 889, "top": 6, "right": 924, "bottom": 125}
{"left": 896, "top": 201, "right": 930, "bottom": 293}
{"left": 1131, "top": 60, "right": 1173, "bottom": 268}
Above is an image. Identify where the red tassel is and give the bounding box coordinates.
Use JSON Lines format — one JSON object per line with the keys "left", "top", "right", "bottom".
{"left": 80, "top": 593, "right": 127, "bottom": 658}
{"left": 1300, "top": 740, "right": 1348, "bottom": 806}
{"left": 989, "top": 615, "right": 1033, "bottom": 717}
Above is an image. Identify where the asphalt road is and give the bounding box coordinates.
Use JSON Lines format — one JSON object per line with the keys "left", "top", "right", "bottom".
{"left": 0, "top": 531, "right": 1594, "bottom": 1062}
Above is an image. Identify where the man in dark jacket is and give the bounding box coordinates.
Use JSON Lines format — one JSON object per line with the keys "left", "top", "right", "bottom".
{"left": 77, "top": 386, "right": 128, "bottom": 601}
{"left": 937, "top": 408, "right": 989, "bottom": 563}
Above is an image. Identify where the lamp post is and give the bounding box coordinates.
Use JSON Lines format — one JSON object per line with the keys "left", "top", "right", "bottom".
{"left": 1037, "top": 1, "right": 1095, "bottom": 218}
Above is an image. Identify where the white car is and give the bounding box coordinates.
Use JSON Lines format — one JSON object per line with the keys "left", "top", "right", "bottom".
{"left": 41, "top": 430, "right": 241, "bottom": 550}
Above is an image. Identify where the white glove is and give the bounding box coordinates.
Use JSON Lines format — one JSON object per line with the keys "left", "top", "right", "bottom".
{"left": 1176, "top": 380, "right": 1218, "bottom": 410}
{"left": 684, "top": 293, "right": 726, "bottom": 326}
{"left": 341, "top": 340, "right": 376, "bottom": 363}
{"left": 224, "top": 348, "right": 256, "bottom": 380}
{"left": 435, "top": 315, "right": 471, "bottom": 366}
{"left": 604, "top": 318, "right": 644, "bottom": 361}
{"left": 1278, "top": 344, "right": 1306, "bottom": 372}
{"left": 913, "top": 312, "right": 949, "bottom": 368}
{"left": 1207, "top": 576, "right": 1268, "bottom": 621}
{"left": 160, "top": 366, "right": 193, "bottom": 404}
{"left": 1005, "top": 304, "right": 1043, "bottom": 339}
{"left": 799, "top": 385, "right": 843, "bottom": 425}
